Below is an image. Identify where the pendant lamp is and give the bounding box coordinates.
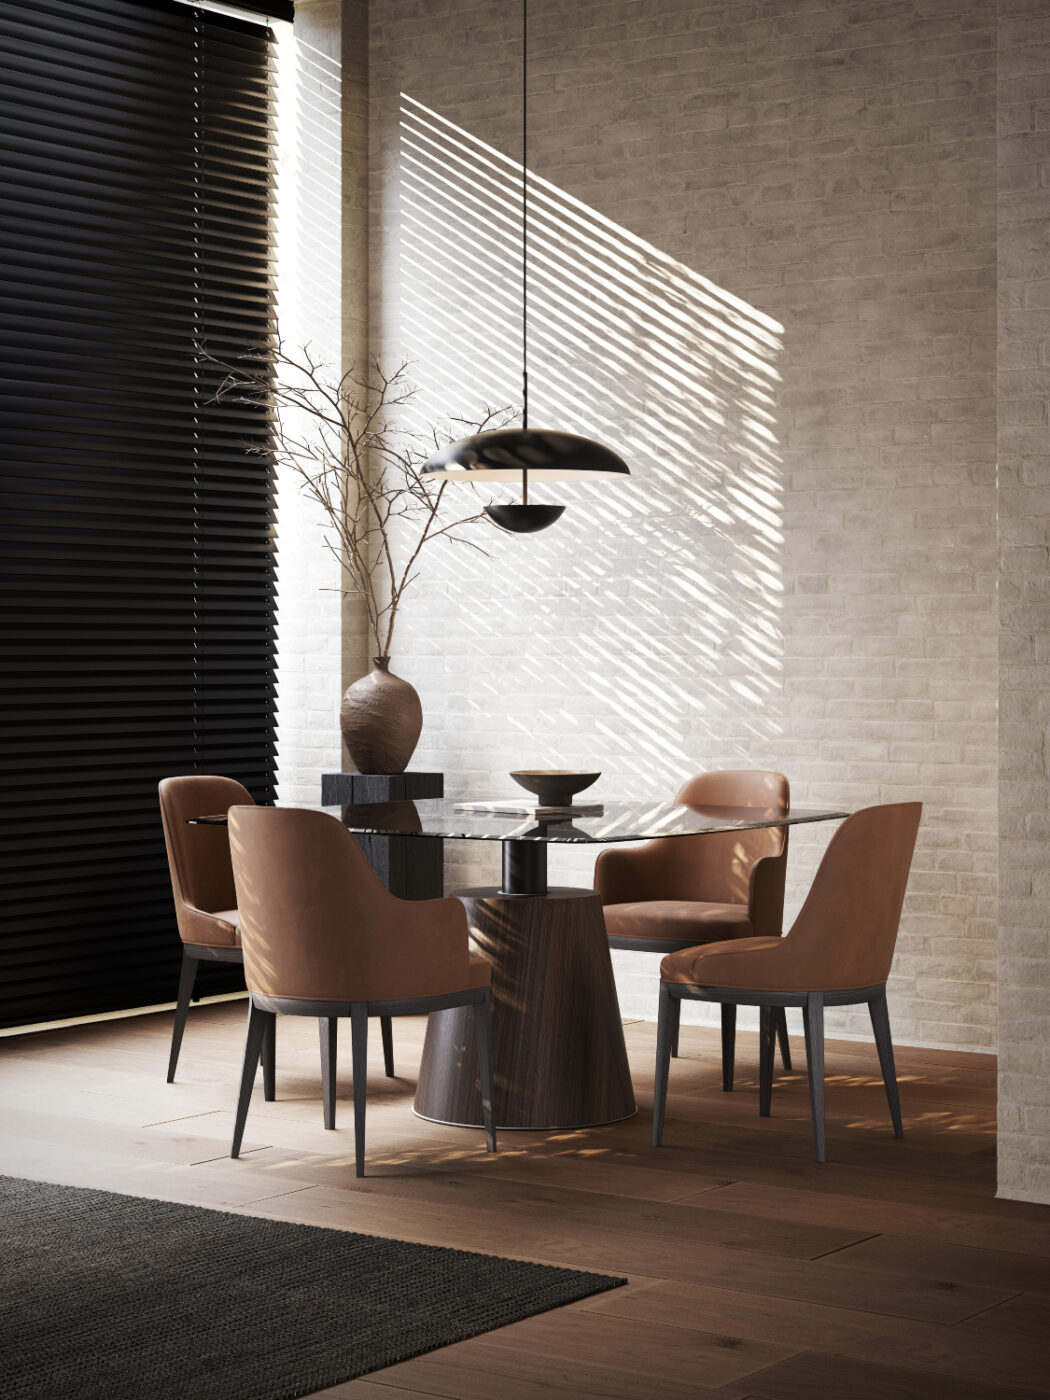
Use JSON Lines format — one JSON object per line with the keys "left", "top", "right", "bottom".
{"left": 421, "top": 0, "right": 630, "bottom": 533}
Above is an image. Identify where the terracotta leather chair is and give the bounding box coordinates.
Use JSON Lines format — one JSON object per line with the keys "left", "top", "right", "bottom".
{"left": 227, "top": 805, "right": 496, "bottom": 1177}
{"left": 158, "top": 777, "right": 388, "bottom": 1090}
{"left": 595, "top": 770, "right": 792, "bottom": 1087}
{"left": 653, "top": 802, "right": 922, "bottom": 1162}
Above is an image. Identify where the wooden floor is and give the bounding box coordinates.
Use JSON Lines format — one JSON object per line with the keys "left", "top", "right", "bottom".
{"left": 2, "top": 1002, "right": 1049, "bottom": 1399}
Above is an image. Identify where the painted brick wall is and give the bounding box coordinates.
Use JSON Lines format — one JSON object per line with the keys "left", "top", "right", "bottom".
{"left": 365, "top": 0, "right": 1000, "bottom": 1050}
{"left": 996, "top": 0, "right": 1050, "bottom": 1205}
{"left": 274, "top": 6, "right": 346, "bottom": 804}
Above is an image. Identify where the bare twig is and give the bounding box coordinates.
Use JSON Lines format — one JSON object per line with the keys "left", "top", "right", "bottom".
{"left": 199, "top": 338, "right": 514, "bottom": 658}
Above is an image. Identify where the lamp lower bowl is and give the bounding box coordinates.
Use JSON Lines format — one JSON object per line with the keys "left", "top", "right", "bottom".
{"left": 485, "top": 503, "right": 565, "bottom": 533}
{"left": 510, "top": 770, "right": 601, "bottom": 806}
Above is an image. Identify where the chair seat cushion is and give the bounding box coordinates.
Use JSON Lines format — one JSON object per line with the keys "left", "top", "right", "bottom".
{"left": 603, "top": 900, "right": 753, "bottom": 947}
{"left": 661, "top": 935, "right": 784, "bottom": 987}
{"left": 466, "top": 954, "right": 491, "bottom": 989}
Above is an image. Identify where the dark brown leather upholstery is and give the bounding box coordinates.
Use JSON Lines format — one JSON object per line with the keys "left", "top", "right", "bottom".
{"left": 228, "top": 805, "right": 489, "bottom": 1004}
{"left": 596, "top": 770, "right": 790, "bottom": 946}
{"left": 661, "top": 803, "right": 922, "bottom": 991}
{"left": 158, "top": 775, "right": 253, "bottom": 949}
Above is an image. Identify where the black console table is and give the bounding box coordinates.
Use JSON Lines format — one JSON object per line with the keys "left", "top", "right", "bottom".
{"left": 319, "top": 771, "right": 444, "bottom": 900}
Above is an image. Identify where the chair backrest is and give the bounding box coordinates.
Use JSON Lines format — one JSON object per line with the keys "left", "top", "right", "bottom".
{"left": 674, "top": 768, "right": 789, "bottom": 902}
{"left": 228, "top": 805, "right": 471, "bottom": 1003}
{"left": 781, "top": 802, "right": 922, "bottom": 989}
{"left": 158, "top": 775, "right": 253, "bottom": 947}
{"left": 596, "top": 771, "right": 789, "bottom": 927}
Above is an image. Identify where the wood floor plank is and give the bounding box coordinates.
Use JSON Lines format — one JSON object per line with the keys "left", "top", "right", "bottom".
{"left": 231, "top": 1136, "right": 732, "bottom": 1204}
{"left": 957, "top": 1291, "right": 1050, "bottom": 1339}
{"left": 363, "top": 1310, "right": 794, "bottom": 1395}
{"left": 743, "top": 1350, "right": 1044, "bottom": 1400}
{"left": 680, "top": 1180, "right": 1050, "bottom": 1257}
{"left": 521, "top": 1224, "right": 1018, "bottom": 1324}
{"left": 230, "top": 1182, "right": 573, "bottom": 1259}
{"left": 241, "top": 1168, "right": 876, "bottom": 1260}
{"left": 820, "top": 1234, "right": 1050, "bottom": 1295}
{"left": 583, "top": 1278, "right": 1050, "bottom": 1391}
{"left": 312, "top": 1384, "right": 427, "bottom": 1399}
{"left": 639, "top": 1117, "right": 999, "bottom": 1185}
{"left": 621, "top": 1019, "right": 999, "bottom": 1077}
{"left": 315, "top": 1356, "right": 753, "bottom": 1400}
{"left": 424, "top": 1146, "right": 731, "bottom": 1203}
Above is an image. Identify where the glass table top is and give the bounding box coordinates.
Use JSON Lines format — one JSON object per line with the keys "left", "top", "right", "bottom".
{"left": 193, "top": 799, "right": 848, "bottom": 844}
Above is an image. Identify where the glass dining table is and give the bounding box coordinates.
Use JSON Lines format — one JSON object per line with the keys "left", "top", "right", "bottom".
{"left": 203, "top": 797, "right": 847, "bottom": 1134}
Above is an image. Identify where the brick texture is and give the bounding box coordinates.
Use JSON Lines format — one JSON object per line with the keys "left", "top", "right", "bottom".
{"left": 365, "top": 0, "right": 999, "bottom": 1052}
{"left": 996, "top": 0, "right": 1050, "bottom": 1205}
{"left": 274, "top": 6, "right": 346, "bottom": 803}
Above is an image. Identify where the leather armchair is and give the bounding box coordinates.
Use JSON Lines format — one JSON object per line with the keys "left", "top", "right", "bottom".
{"left": 653, "top": 802, "right": 922, "bottom": 1161}
{"left": 228, "top": 805, "right": 496, "bottom": 1176}
{"left": 158, "top": 775, "right": 258, "bottom": 1085}
{"left": 158, "top": 776, "right": 366, "bottom": 1094}
{"left": 595, "top": 770, "right": 791, "bottom": 1086}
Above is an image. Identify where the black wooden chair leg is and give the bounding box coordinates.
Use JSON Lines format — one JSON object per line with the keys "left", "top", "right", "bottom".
{"left": 759, "top": 1005, "right": 775, "bottom": 1117}
{"left": 775, "top": 1006, "right": 792, "bottom": 1070}
{"left": 319, "top": 1017, "right": 337, "bottom": 1129}
{"left": 652, "top": 984, "right": 678, "bottom": 1146}
{"left": 869, "top": 989, "right": 903, "bottom": 1139}
{"left": 381, "top": 1014, "right": 395, "bottom": 1077}
{"left": 671, "top": 1015, "right": 680, "bottom": 1058}
{"left": 167, "top": 951, "right": 198, "bottom": 1083}
{"left": 803, "top": 992, "right": 827, "bottom": 1162}
{"left": 721, "top": 1003, "right": 737, "bottom": 1091}
{"left": 350, "top": 1004, "right": 368, "bottom": 1179}
{"left": 473, "top": 991, "right": 498, "bottom": 1154}
{"left": 261, "top": 1012, "right": 276, "bottom": 1101}
{"left": 232, "top": 1002, "right": 270, "bottom": 1158}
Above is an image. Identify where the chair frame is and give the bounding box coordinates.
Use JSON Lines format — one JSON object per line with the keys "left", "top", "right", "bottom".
{"left": 608, "top": 932, "right": 793, "bottom": 1082}
{"left": 232, "top": 986, "right": 497, "bottom": 1177}
{"left": 167, "top": 943, "right": 394, "bottom": 1090}
{"left": 653, "top": 980, "right": 903, "bottom": 1163}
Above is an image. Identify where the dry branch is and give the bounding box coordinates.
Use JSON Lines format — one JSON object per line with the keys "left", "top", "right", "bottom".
{"left": 201, "top": 339, "right": 513, "bottom": 657}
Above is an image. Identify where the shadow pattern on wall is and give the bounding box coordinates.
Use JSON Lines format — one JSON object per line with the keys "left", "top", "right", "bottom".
{"left": 394, "top": 95, "right": 787, "bottom": 810}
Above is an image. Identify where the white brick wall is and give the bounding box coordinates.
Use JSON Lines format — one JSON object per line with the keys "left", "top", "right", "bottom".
{"left": 367, "top": 0, "right": 1000, "bottom": 1049}
{"left": 996, "top": 0, "right": 1050, "bottom": 1205}
{"left": 274, "top": 7, "right": 345, "bottom": 803}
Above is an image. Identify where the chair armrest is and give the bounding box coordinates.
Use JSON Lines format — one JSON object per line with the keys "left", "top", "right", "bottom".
{"left": 177, "top": 901, "right": 240, "bottom": 947}
{"left": 594, "top": 843, "right": 661, "bottom": 905}
{"left": 747, "top": 851, "right": 788, "bottom": 941}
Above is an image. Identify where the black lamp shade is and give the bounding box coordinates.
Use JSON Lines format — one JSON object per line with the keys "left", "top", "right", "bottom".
{"left": 423, "top": 428, "right": 631, "bottom": 482}
{"left": 484, "top": 503, "right": 566, "bottom": 532}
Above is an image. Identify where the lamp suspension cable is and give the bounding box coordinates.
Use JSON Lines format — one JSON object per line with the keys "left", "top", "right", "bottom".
{"left": 521, "top": 0, "right": 529, "bottom": 503}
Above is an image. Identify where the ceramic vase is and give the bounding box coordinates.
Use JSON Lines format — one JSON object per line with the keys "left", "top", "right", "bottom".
{"left": 339, "top": 657, "right": 422, "bottom": 774}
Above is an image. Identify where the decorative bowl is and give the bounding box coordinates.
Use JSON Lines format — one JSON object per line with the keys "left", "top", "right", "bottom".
{"left": 509, "top": 769, "right": 601, "bottom": 806}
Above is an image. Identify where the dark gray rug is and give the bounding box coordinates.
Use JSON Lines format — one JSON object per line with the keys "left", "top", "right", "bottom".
{"left": 2, "top": 1174, "right": 625, "bottom": 1400}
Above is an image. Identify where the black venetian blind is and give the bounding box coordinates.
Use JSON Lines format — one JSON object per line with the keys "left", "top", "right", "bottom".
{"left": 0, "top": 0, "right": 283, "bottom": 1027}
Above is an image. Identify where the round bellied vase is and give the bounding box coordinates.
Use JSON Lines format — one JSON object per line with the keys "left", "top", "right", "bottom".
{"left": 339, "top": 657, "right": 423, "bottom": 774}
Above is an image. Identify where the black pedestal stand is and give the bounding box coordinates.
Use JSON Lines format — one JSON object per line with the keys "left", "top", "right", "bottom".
{"left": 320, "top": 771, "right": 444, "bottom": 900}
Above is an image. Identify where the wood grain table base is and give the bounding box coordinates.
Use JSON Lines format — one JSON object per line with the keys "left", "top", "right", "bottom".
{"left": 414, "top": 886, "right": 637, "bottom": 1130}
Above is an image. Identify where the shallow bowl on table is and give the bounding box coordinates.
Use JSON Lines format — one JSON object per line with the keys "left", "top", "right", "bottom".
{"left": 510, "top": 769, "right": 600, "bottom": 806}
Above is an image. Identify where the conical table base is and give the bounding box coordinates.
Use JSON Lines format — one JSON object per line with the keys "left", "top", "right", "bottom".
{"left": 414, "top": 886, "right": 636, "bottom": 1130}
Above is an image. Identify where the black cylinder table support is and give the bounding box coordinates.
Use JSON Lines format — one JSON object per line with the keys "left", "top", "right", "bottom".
{"left": 414, "top": 871, "right": 636, "bottom": 1131}
{"left": 501, "top": 838, "right": 547, "bottom": 895}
